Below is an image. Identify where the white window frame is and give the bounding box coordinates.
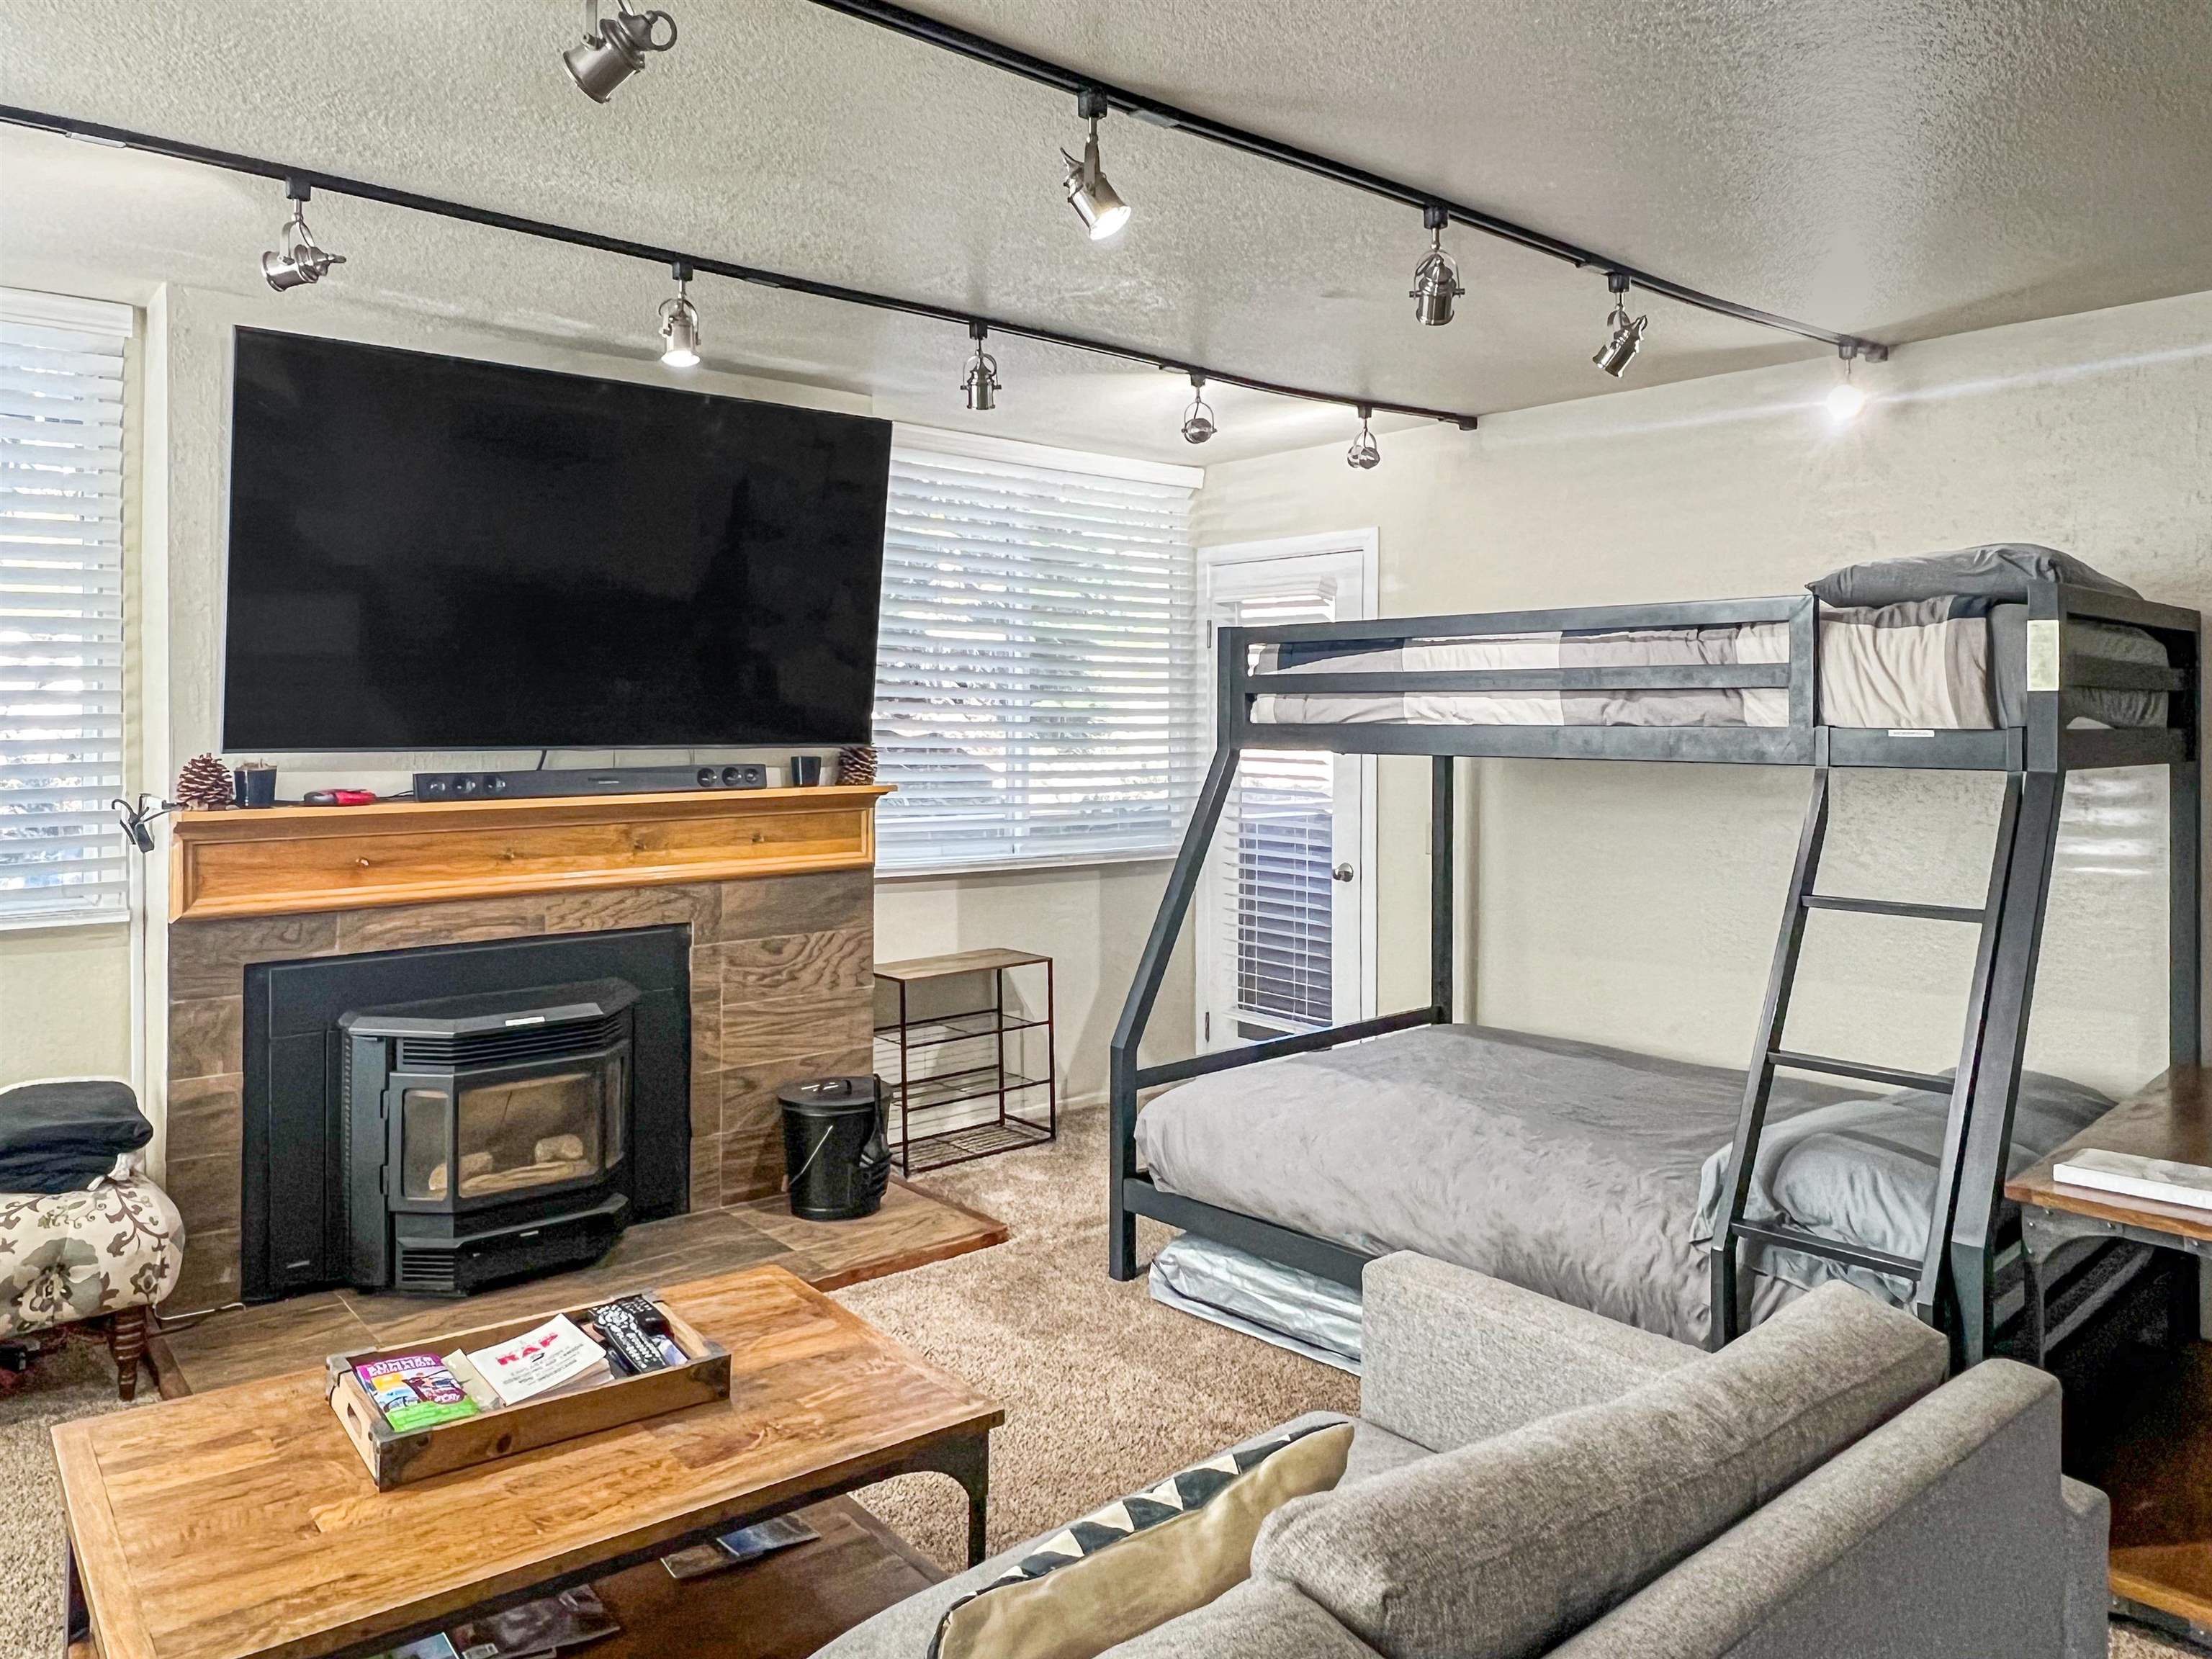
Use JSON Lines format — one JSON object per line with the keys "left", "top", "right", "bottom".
{"left": 871, "top": 426, "right": 1205, "bottom": 879}
{"left": 0, "top": 288, "right": 134, "bottom": 930}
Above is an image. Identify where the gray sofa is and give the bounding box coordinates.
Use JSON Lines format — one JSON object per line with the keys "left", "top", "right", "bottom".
{"left": 821, "top": 1252, "right": 2108, "bottom": 1659}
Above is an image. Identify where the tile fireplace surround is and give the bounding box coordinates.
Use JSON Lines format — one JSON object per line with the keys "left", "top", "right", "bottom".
{"left": 160, "top": 788, "right": 886, "bottom": 1314}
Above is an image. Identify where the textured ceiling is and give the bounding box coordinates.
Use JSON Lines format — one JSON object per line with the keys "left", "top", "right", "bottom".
{"left": 3, "top": 0, "right": 2211, "bottom": 464}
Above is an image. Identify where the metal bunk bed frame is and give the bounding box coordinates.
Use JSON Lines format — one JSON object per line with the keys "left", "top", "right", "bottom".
{"left": 1110, "top": 582, "right": 2200, "bottom": 1364}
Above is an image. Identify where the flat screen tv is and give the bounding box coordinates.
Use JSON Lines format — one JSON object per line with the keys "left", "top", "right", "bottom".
{"left": 222, "top": 329, "right": 891, "bottom": 751}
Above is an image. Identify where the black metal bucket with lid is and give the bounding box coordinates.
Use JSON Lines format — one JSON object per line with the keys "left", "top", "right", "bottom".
{"left": 777, "top": 1075, "right": 891, "bottom": 1221}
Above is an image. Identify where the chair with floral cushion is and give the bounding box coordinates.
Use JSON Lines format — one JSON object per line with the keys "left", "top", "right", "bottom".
{"left": 0, "top": 1079, "right": 185, "bottom": 1401}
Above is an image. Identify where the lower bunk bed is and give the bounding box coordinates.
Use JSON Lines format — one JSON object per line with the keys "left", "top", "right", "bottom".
{"left": 1134, "top": 1022, "right": 2113, "bottom": 1353}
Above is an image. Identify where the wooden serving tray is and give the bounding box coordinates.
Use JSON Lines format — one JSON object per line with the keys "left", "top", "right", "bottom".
{"left": 325, "top": 1292, "right": 731, "bottom": 1490}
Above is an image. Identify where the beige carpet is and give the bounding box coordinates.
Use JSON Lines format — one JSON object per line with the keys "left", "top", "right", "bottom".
{"left": 0, "top": 1107, "right": 2191, "bottom": 1656}
{"left": 0, "top": 1332, "right": 143, "bottom": 1653}
{"left": 833, "top": 1105, "right": 1357, "bottom": 1570}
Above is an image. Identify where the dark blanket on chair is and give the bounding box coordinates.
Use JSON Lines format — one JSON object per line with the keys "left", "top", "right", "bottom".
{"left": 0, "top": 1079, "right": 151, "bottom": 1193}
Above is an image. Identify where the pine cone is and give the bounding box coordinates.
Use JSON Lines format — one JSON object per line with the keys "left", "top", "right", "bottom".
{"left": 836, "top": 745, "right": 878, "bottom": 786}
{"left": 175, "top": 753, "right": 233, "bottom": 810}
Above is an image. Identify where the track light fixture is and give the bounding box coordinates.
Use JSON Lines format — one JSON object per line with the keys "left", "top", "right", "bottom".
{"left": 1060, "top": 88, "right": 1130, "bottom": 241}
{"left": 963, "top": 321, "right": 1000, "bottom": 410}
{"left": 9, "top": 107, "right": 1491, "bottom": 432}
{"left": 1346, "top": 405, "right": 1380, "bottom": 470}
{"left": 1409, "top": 205, "right": 1465, "bottom": 327}
{"left": 564, "top": 0, "right": 678, "bottom": 102}
{"left": 261, "top": 178, "right": 345, "bottom": 292}
{"left": 657, "top": 261, "right": 701, "bottom": 367}
{"left": 1591, "top": 272, "right": 1647, "bottom": 378}
{"left": 1181, "top": 373, "right": 1215, "bottom": 444}
{"left": 1826, "top": 343, "right": 1869, "bottom": 422}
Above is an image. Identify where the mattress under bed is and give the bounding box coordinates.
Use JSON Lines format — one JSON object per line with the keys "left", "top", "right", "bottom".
{"left": 1135, "top": 1023, "right": 2108, "bottom": 1347}
{"left": 1249, "top": 599, "right": 2168, "bottom": 732}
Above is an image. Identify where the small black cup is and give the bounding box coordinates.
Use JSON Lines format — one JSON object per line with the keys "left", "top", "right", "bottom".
{"left": 233, "top": 763, "right": 278, "bottom": 809}
{"left": 788, "top": 755, "right": 824, "bottom": 787}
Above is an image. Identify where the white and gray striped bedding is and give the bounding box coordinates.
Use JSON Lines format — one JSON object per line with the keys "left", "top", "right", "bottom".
{"left": 1249, "top": 598, "right": 2168, "bottom": 732}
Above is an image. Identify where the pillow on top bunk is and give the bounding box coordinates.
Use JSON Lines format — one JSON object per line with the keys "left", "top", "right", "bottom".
{"left": 1807, "top": 544, "right": 2139, "bottom": 608}
{"left": 1690, "top": 1070, "right": 2112, "bottom": 1304}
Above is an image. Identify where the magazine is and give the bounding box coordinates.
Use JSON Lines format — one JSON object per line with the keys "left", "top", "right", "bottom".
{"left": 2052, "top": 1148, "right": 2212, "bottom": 1213}
{"left": 446, "top": 1586, "right": 618, "bottom": 1657}
{"left": 354, "top": 1354, "right": 480, "bottom": 1433}
{"left": 464, "top": 1315, "right": 610, "bottom": 1408}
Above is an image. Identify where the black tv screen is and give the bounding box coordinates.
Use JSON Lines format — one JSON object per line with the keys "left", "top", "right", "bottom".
{"left": 222, "top": 329, "right": 891, "bottom": 751}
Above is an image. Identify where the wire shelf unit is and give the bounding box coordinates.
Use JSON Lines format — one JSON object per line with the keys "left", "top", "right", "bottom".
{"left": 874, "top": 948, "right": 1057, "bottom": 1176}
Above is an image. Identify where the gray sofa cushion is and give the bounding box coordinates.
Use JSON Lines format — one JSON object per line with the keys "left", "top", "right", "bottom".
{"left": 1102, "top": 1578, "right": 1383, "bottom": 1658}
{"left": 1361, "top": 1252, "right": 1697, "bottom": 1453}
{"left": 1252, "top": 1283, "right": 1947, "bottom": 1659}
{"left": 1544, "top": 1359, "right": 2065, "bottom": 1659}
{"left": 1806, "top": 543, "right": 2136, "bottom": 608}
{"left": 1341, "top": 1420, "right": 1429, "bottom": 1487}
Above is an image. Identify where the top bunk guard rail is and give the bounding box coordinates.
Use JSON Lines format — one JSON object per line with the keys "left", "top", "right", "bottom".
{"left": 1110, "top": 577, "right": 2200, "bottom": 1366}
{"left": 1223, "top": 581, "right": 2198, "bottom": 773}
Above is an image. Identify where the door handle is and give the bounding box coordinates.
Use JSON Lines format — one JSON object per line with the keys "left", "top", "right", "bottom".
{"left": 1331, "top": 863, "right": 1354, "bottom": 882}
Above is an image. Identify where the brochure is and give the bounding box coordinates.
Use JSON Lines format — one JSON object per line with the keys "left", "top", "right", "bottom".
{"left": 465, "top": 1315, "right": 610, "bottom": 1408}
{"left": 354, "top": 1354, "right": 480, "bottom": 1433}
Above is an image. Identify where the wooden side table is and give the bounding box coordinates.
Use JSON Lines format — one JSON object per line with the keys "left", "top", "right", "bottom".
{"left": 874, "top": 949, "right": 1057, "bottom": 1175}
{"left": 2009, "top": 1066, "right": 2212, "bottom": 1642}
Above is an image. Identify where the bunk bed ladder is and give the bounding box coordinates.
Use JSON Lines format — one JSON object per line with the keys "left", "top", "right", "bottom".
{"left": 1709, "top": 763, "right": 2039, "bottom": 1357}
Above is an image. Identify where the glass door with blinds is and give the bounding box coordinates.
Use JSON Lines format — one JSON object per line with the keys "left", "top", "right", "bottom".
{"left": 0, "top": 292, "right": 130, "bottom": 925}
{"left": 1196, "top": 540, "right": 1375, "bottom": 1051}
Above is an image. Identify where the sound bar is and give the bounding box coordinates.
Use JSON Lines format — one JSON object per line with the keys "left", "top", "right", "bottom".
{"left": 413, "top": 763, "right": 769, "bottom": 801}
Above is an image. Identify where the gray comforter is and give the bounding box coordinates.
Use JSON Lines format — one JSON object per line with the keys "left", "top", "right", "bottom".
{"left": 1135, "top": 1024, "right": 2107, "bottom": 1347}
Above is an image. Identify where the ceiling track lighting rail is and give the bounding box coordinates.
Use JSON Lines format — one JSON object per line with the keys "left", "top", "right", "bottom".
{"left": 800, "top": 0, "right": 1890, "bottom": 361}
{"left": 4, "top": 102, "right": 1478, "bottom": 429}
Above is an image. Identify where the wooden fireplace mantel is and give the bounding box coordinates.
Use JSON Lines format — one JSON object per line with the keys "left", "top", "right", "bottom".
{"left": 168, "top": 786, "right": 893, "bottom": 921}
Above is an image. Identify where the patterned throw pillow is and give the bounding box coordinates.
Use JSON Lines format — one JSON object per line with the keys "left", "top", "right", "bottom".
{"left": 931, "top": 1419, "right": 1354, "bottom": 1659}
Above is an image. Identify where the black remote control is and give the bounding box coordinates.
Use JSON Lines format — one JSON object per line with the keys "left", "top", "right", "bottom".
{"left": 589, "top": 1299, "right": 671, "bottom": 1373}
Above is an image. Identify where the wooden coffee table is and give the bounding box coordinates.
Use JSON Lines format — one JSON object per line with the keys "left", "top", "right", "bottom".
{"left": 52, "top": 1266, "right": 999, "bottom": 1659}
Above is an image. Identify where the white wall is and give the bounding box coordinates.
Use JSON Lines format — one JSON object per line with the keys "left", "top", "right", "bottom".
{"left": 0, "top": 277, "right": 1192, "bottom": 1140}
{"left": 1197, "top": 288, "right": 2212, "bottom": 1097}
{"left": 874, "top": 862, "right": 1193, "bottom": 1110}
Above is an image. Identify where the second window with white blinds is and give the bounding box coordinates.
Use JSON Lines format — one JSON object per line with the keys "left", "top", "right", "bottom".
{"left": 0, "top": 291, "right": 130, "bottom": 925}
{"left": 873, "top": 441, "right": 1200, "bottom": 873}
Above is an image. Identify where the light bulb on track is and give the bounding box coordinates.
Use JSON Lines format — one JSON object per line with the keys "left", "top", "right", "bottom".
{"left": 963, "top": 321, "right": 1000, "bottom": 410}
{"left": 1591, "top": 272, "right": 1647, "bottom": 377}
{"left": 565, "top": 0, "right": 678, "bottom": 102}
{"left": 1180, "top": 373, "right": 1215, "bottom": 444}
{"left": 1408, "top": 206, "right": 1464, "bottom": 327}
{"left": 1826, "top": 344, "right": 1869, "bottom": 421}
{"left": 261, "top": 178, "right": 345, "bottom": 292}
{"left": 658, "top": 262, "right": 701, "bottom": 367}
{"left": 1060, "top": 89, "right": 1130, "bottom": 240}
{"left": 1346, "top": 405, "right": 1380, "bottom": 469}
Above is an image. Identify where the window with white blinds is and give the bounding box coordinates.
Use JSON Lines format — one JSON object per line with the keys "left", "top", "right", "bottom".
{"left": 873, "top": 441, "right": 1201, "bottom": 872}
{"left": 1216, "top": 586, "right": 1337, "bottom": 1032}
{"left": 0, "top": 292, "right": 131, "bottom": 923}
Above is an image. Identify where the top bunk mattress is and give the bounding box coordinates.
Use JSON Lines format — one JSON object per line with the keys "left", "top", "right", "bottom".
{"left": 1248, "top": 598, "right": 2169, "bottom": 732}
{"left": 1135, "top": 1023, "right": 2109, "bottom": 1346}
